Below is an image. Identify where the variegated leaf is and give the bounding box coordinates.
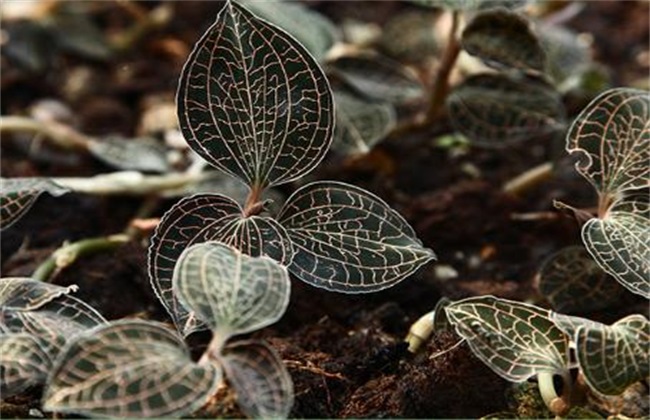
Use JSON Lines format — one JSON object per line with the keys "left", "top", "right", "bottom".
{"left": 549, "top": 312, "right": 600, "bottom": 346}
{"left": 447, "top": 73, "right": 564, "bottom": 145}
{"left": 576, "top": 314, "right": 649, "bottom": 395}
{"left": 0, "top": 277, "right": 76, "bottom": 311}
{"left": 536, "top": 246, "right": 625, "bottom": 313}
{"left": 0, "top": 333, "right": 53, "bottom": 397}
{"left": 566, "top": 88, "right": 650, "bottom": 197}
{"left": 328, "top": 54, "right": 424, "bottom": 104}
{"left": 446, "top": 296, "right": 570, "bottom": 382}
{"left": 278, "top": 181, "right": 435, "bottom": 293}
{"left": 0, "top": 178, "right": 68, "bottom": 231}
{"left": 332, "top": 89, "right": 396, "bottom": 156}
{"left": 177, "top": 1, "right": 334, "bottom": 190}
{"left": 582, "top": 198, "right": 650, "bottom": 298}
{"left": 461, "top": 9, "right": 545, "bottom": 73}
{"left": 173, "top": 242, "right": 290, "bottom": 339}
{"left": 221, "top": 340, "right": 293, "bottom": 419}
{"left": 148, "top": 194, "right": 292, "bottom": 336}
{"left": 432, "top": 296, "right": 453, "bottom": 332}
{"left": 239, "top": 0, "right": 339, "bottom": 62}
{"left": 43, "top": 320, "right": 221, "bottom": 418}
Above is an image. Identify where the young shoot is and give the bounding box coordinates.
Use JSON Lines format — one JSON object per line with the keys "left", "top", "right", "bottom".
{"left": 44, "top": 242, "right": 293, "bottom": 418}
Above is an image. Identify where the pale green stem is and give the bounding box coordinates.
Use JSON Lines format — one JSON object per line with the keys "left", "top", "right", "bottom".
{"left": 502, "top": 162, "right": 554, "bottom": 196}
{"left": 199, "top": 332, "right": 231, "bottom": 366}
{"left": 32, "top": 234, "right": 130, "bottom": 282}
{"left": 0, "top": 116, "right": 91, "bottom": 150}
{"left": 538, "top": 370, "right": 572, "bottom": 417}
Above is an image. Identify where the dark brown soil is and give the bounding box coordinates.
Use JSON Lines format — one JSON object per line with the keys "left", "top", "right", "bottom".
{"left": 1, "top": 1, "right": 648, "bottom": 418}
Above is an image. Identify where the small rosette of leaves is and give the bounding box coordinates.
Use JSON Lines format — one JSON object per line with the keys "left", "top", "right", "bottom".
{"left": 44, "top": 320, "right": 221, "bottom": 418}
{"left": 461, "top": 8, "right": 545, "bottom": 73}
{"left": 1, "top": 177, "right": 69, "bottom": 231}
{"left": 445, "top": 295, "right": 570, "bottom": 382}
{"left": 172, "top": 242, "right": 291, "bottom": 339}
{"left": 566, "top": 88, "right": 649, "bottom": 198}
{"left": 148, "top": 193, "right": 293, "bottom": 335}
{"left": 536, "top": 246, "right": 625, "bottom": 313}
{"left": 446, "top": 73, "right": 565, "bottom": 145}
{"left": 177, "top": 1, "right": 334, "bottom": 190}
{"left": 278, "top": 181, "right": 436, "bottom": 293}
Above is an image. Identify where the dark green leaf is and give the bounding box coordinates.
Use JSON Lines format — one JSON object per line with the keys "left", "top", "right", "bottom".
{"left": 432, "top": 296, "right": 453, "bottom": 332}
{"left": 239, "top": 0, "right": 339, "bottom": 61}
{"left": 1, "top": 178, "right": 69, "bottom": 231}
{"left": 461, "top": 9, "right": 545, "bottom": 73}
{"left": 278, "top": 181, "right": 435, "bottom": 293}
{"left": 536, "top": 246, "right": 625, "bottom": 313}
{"left": 221, "top": 340, "right": 293, "bottom": 418}
{"left": 332, "top": 89, "right": 396, "bottom": 156}
{"left": 177, "top": 1, "right": 334, "bottom": 190}
{"left": 446, "top": 296, "right": 570, "bottom": 381}
{"left": 380, "top": 11, "right": 438, "bottom": 63}
{"left": 173, "top": 242, "right": 290, "bottom": 337}
{"left": 446, "top": 73, "right": 565, "bottom": 145}
{"left": 576, "top": 315, "right": 649, "bottom": 395}
{"left": 328, "top": 54, "right": 425, "bottom": 104}
{"left": 538, "top": 24, "right": 591, "bottom": 85}
{"left": 148, "top": 194, "right": 293, "bottom": 335}
{"left": 566, "top": 88, "right": 649, "bottom": 197}
{"left": 410, "top": 0, "right": 531, "bottom": 11}
{"left": 45, "top": 4, "right": 112, "bottom": 61}
{"left": 0, "top": 333, "right": 53, "bottom": 397}
{"left": 43, "top": 320, "right": 221, "bottom": 418}
{"left": 88, "top": 136, "right": 170, "bottom": 173}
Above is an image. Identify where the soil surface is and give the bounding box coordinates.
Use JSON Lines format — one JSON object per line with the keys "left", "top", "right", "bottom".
{"left": 1, "top": 1, "right": 648, "bottom": 418}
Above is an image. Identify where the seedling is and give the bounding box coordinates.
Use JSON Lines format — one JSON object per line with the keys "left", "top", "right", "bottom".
{"left": 44, "top": 242, "right": 293, "bottom": 418}
{"left": 0, "top": 278, "right": 106, "bottom": 396}
{"left": 444, "top": 295, "right": 650, "bottom": 416}
{"left": 149, "top": 0, "right": 435, "bottom": 336}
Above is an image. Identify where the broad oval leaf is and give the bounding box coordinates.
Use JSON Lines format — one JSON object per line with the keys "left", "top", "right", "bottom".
{"left": 461, "top": 9, "right": 545, "bottom": 73}
{"left": 328, "top": 54, "right": 425, "bottom": 104}
{"left": 88, "top": 136, "right": 170, "bottom": 173}
{"left": 239, "top": 0, "right": 339, "bottom": 62}
{"left": 332, "top": 89, "right": 396, "bottom": 156}
{"left": 0, "top": 333, "right": 53, "bottom": 397}
{"left": 177, "top": 1, "right": 334, "bottom": 190}
{"left": 43, "top": 320, "right": 221, "bottom": 418}
{"left": 221, "top": 340, "right": 293, "bottom": 419}
{"left": 446, "top": 295, "right": 570, "bottom": 382}
{"left": 576, "top": 314, "right": 649, "bottom": 395}
{"left": 447, "top": 73, "right": 564, "bottom": 145}
{"left": 582, "top": 197, "right": 649, "bottom": 299}
{"left": 0, "top": 177, "right": 68, "bottom": 231}
{"left": 566, "top": 88, "right": 650, "bottom": 196}
{"left": 148, "top": 194, "right": 293, "bottom": 335}
{"left": 173, "top": 242, "right": 290, "bottom": 338}
{"left": 536, "top": 246, "right": 625, "bottom": 313}
{"left": 277, "top": 181, "right": 436, "bottom": 293}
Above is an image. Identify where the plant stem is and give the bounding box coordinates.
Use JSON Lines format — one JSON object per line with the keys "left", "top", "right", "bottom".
{"left": 32, "top": 234, "right": 130, "bottom": 282}
{"left": 425, "top": 10, "right": 462, "bottom": 123}
{"left": 502, "top": 162, "right": 554, "bottom": 196}
{"left": 243, "top": 185, "right": 264, "bottom": 217}
{"left": 537, "top": 371, "right": 572, "bottom": 417}
{"left": 0, "top": 116, "right": 91, "bottom": 150}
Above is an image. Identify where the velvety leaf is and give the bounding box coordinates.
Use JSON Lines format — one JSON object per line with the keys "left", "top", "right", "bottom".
{"left": 88, "top": 136, "right": 170, "bottom": 173}
{"left": 173, "top": 242, "right": 290, "bottom": 338}
{"left": 221, "top": 340, "right": 293, "bottom": 419}
{"left": 461, "top": 9, "right": 545, "bottom": 73}
{"left": 549, "top": 312, "right": 600, "bottom": 346}
{"left": 576, "top": 315, "right": 649, "bottom": 395}
{"left": 278, "top": 181, "right": 435, "bottom": 293}
{"left": 446, "top": 296, "right": 570, "bottom": 382}
{"left": 536, "top": 246, "right": 625, "bottom": 313}
{"left": 582, "top": 200, "right": 650, "bottom": 298}
{"left": 328, "top": 54, "right": 425, "bottom": 104}
{"left": 0, "top": 333, "right": 53, "bottom": 397}
{"left": 240, "top": 0, "right": 339, "bottom": 61}
{"left": 148, "top": 194, "right": 293, "bottom": 335}
{"left": 566, "top": 88, "right": 650, "bottom": 197}
{"left": 43, "top": 320, "right": 221, "bottom": 418}
{"left": 446, "top": 73, "right": 564, "bottom": 145}
{"left": 380, "top": 11, "right": 438, "bottom": 63}
{"left": 410, "top": 0, "right": 530, "bottom": 11}
{"left": 332, "top": 89, "right": 396, "bottom": 156}
{"left": 177, "top": 1, "right": 334, "bottom": 190}
{"left": 0, "top": 178, "right": 69, "bottom": 230}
